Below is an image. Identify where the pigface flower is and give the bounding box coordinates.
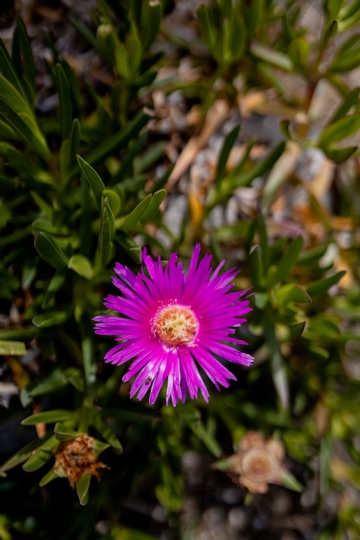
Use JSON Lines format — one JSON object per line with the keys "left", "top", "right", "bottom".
{"left": 94, "top": 244, "right": 253, "bottom": 405}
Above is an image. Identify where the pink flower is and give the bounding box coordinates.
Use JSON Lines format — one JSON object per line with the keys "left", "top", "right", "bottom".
{"left": 94, "top": 244, "right": 253, "bottom": 405}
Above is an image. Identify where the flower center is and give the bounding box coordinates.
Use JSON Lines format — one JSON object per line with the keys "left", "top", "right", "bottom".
{"left": 241, "top": 449, "right": 274, "bottom": 482}
{"left": 152, "top": 304, "right": 199, "bottom": 347}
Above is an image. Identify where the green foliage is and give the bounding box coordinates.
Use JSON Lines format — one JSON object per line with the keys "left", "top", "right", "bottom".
{"left": 1, "top": 1, "right": 360, "bottom": 539}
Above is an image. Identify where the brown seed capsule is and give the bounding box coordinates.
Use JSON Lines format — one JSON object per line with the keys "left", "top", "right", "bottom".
{"left": 54, "top": 435, "right": 109, "bottom": 489}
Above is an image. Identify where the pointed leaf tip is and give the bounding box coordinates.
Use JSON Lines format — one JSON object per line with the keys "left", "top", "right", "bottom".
{"left": 76, "top": 473, "right": 91, "bottom": 505}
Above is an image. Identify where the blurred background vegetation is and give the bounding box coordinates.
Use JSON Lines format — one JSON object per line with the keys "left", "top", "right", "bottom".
{"left": 1, "top": 0, "right": 360, "bottom": 538}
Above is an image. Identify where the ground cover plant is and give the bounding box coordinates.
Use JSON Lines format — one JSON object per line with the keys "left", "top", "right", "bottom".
{"left": 1, "top": 0, "right": 360, "bottom": 538}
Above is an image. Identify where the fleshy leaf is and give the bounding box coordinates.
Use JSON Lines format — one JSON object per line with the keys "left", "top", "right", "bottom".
{"left": 39, "top": 469, "right": 59, "bottom": 487}
{"left": 54, "top": 423, "right": 80, "bottom": 442}
{"left": 118, "top": 194, "right": 151, "bottom": 232}
{"left": 22, "top": 409, "right": 76, "bottom": 425}
{"left": 55, "top": 63, "right": 72, "bottom": 141}
{"left": 77, "top": 156, "right": 106, "bottom": 215}
{"left": 68, "top": 255, "right": 93, "bottom": 280}
{"left": 306, "top": 271, "right": 346, "bottom": 297}
{"left": 91, "top": 412, "right": 122, "bottom": 454}
{"left": 215, "top": 125, "right": 240, "bottom": 188}
{"left": 274, "top": 284, "right": 312, "bottom": 306}
{"left": 0, "top": 438, "right": 46, "bottom": 472}
{"left": 0, "top": 340, "right": 26, "bottom": 355}
{"left": 34, "top": 232, "right": 69, "bottom": 271}
{"left": 76, "top": 473, "right": 91, "bottom": 505}
{"left": 33, "top": 310, "right": 70, "bottom": 328}
{"left": 279, "top": 470, "right": 303, "bottom": 492}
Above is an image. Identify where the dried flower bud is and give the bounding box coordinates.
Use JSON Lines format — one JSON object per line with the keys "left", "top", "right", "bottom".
{"left": 217, "top": 431, "right": 287, "bottom": 494}
{"left": 54, "top": 435, "right": 109, "bottom": 489}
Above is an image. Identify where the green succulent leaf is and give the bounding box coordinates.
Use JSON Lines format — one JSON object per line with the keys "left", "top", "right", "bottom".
{"left": 0, "top": 340, "right": 26, "bottom": 355}
{"left": 279, "top": 470, "right": 303, "bottom": 492}
{"left": 288, "top": 37, "right": 309, "bottom": 70}
{"left": 54, "top": 423, "right": 81, "bottom": 442}
{"left": 220, "top": 14, "right": 245, "bottom": 64}
{"left": 140, "top": 190, "right": 166, "bottom": 223}
{"left": 99, "top": 197, "right": 115, "bottom": 266}
{"left": 102, "top": 189, "right": 121, "bottom": 217}
{"left": 92, "top": 439, "right": 110, "bottom": 456}
{"left": 30, "top": 191, "right": 53, "bottom": 219}
{"left": 141, "top": 1, "right": 162, "bottom": 53}
{"left": 55, "top": 63, "right": 72, "bottom": 141}
{"left": 104, "top": 402, "right": 162, "bottom": 422}
{"left": 0, "top": 38, "right": 25, "bottom": 97}
{"left": 257, "top": 213, "right": 270, "bottom": 272}
{"left": 127, "top": 35, "right": 142, "bottom": 76}
{"left": 323, "top": 145, "right": 357, "bottom": 163}
{"left": 0, "top": 96, "right": 49, "bottom": 158}
{"left": 274, "top": 284, "right": 312, "bottom": 306}
{"left": 338, "top": 6, "right": 360, "bottom": 31}
{"left": 28, "top": 370, "right": 68, "bottom": 396}
{"left": 177, "top": 406, "right": 221, "bottom": 457}
{"left": 276, "top": 236, "right": 304, "bottom": 283}
{"left": 76, "top": 473, "right": 91, "bottom": 506}
{"left": 265, "top": 324, "right": 289, "bottom": 410}
{"left": 79, "top": 315, "right": 97, "bottom": 398}
{"left": 34, "top": 232, "right": 69, "bottom": 271}
{"left": 32, "top": 310, "right": 70, "bottom": 328}
{"left": 250, "top": 42, "right": 294, "bottom": 71}
{"left": 152, "top": 163, "right": 175, "bottom": 193}
{"left": 32, "top": 219, "right": 70, "bottom": 236}
{"left": 318, "top": 114, "right": 360, "bottom": 148}
{"left": 91, "top": 412, "right": 122, "bottom": 454}
{"left": 225, "top": 141, "right": 287, "bottom": 196}
{"left": 115, "top": 232, "right": 141, "bottom": 263}
{"left": 112, "top": 130, "right": 148, "bottom": 183}
{"left": 119, "top": 194, "right": 152, "bottom": 231}
{"left": 0, "top": 327, "right": 39, "bottom": 340}
{"left": 82, "top": 109, "right": 151, "bottom": 170}
{"left": 39, "top": 469, "right": 59, "bottom": 487}
{"left": 22, "top": 409, "right": 77, "bottom": 426}
{"left": 22, "top": 435, "right": 60, "bottom": 473}
{"left": 339, "top": 0, "right": 360, "bottom": 22}
{"left": 249, "top": 247, "right": 263, "bottom": 290}
{"left": 240, "top": 0, "right": 262, "bottom": 35}
{"left": 290, "top": 321, "right": 306, "bottom": 340}
{"left": 323, "top": 18, "right": 338, "bottom": 43}
{"left": 215, "top": 125, "right": 240, "bottom": 188}
{"left": 306, "top": 270, "right": 346, "bottom": 297}
{"left": 68, "top": 255, "right": 93, "bottom": 280}
{"left": 0, "top": 75, "right": 31, "bottom": 119}
{"left": 77, "top": 155, "right": 106, "bottom": 215}
{"left": 0, "top": 142, "right": 52, "bottom": 182}
{"left": 62, "top": 367, "right": 85, "bottom": 393}
{"left": 115, "top": 43, "right": 130, "bottom": 80}
{"left": 197, "top": 5, "right": 216, "bottom": 52}
{"left": 42, "top": 273, "right": 66, "bottom": 309}
{"left": 22, "top": 448, "right": 54, "bottom": 472}
{"left": 330, "top": 34, "right": 360, "bottom": 72}
{"left": 15, "top": 17, "right": 36, "bottom": 94}
{"left": 133, "top": 141, "right": 166, "bottom": 175}
{"left": 80, "top": 171, "right": 91, "bottom": 258}
{"left": 0, "top": 438, "right": 46, "bottom": 472}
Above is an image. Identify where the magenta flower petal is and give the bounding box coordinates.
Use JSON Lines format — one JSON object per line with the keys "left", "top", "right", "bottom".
{"left": 94, "top": 244, "right": 253, "bottom": 405}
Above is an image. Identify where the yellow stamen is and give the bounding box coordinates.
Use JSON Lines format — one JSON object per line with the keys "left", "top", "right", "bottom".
{"left": 152, "top": 304, "right": 198, "bottom": 347}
